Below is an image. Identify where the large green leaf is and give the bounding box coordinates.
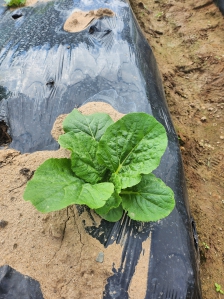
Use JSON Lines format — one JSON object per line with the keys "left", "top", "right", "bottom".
{"left": 62, "top": 109, "right": 114, "bottom": 141}
{"left": 95, "top": 192, "right": 122, "bottom": 215}
{"left": 59, "top": 131, "right": 106, "bottom": 184}
{"left": 96, "top": 204, "right": 123, "bottom": 222}
{"left": 97, "top": 113, "right": 167, "bottom": 189}
{"left": 121, "top": 173, "right": 175, "bottom": 222}
{"left": 23, "top": 158, "right": 114, "bottom": 213}
{"left": 110, "top": 172, "right": 141, "bottom": 193}
{"left": 95, "top": 192, "right": 123, "bottom": 222}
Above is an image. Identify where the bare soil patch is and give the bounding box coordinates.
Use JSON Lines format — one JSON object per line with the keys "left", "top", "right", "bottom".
{"left": 64, "top": 8, "right": 115, "bottom": 33}
{"left": 129, "top": 0, "right": 224, "bottom": 297}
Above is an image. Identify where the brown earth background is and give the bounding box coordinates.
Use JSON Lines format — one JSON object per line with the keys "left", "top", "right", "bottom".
{"left": 129, "top": 0, "right": 224, "bottom": 298}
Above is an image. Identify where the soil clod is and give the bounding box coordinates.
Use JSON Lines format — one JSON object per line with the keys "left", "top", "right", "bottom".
{"left": 0, "top": 220, "right": 8, "bottom": 228}
{"left": 96, "top": 252, "right": 104, "bottom": 263}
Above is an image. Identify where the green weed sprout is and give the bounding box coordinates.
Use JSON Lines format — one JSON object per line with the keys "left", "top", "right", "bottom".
{"left": 202, "top": 242, "right": 210, "bottom": 250}
{"left": 215, "top": 283, "right": 224, "bottom": 294}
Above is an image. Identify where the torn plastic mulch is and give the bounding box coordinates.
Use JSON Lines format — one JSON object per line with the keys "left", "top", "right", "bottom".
{"left": 0, "top": 0, "right": 202, "bottom": 298}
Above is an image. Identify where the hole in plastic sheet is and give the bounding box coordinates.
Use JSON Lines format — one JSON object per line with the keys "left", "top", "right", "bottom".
{"left": 89, "top": 25, "right": 96, "bottom": 34}
{"left": 12, "top": 12, "right": 23, "bottom": 20}
{"left": 0, "top": 120, "right": 12, "bottom": 146}
{"left": 46, "top": 79, "right": 55, "bottom": 87}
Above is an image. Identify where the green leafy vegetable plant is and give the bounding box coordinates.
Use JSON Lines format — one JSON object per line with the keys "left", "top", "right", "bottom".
{"left": 4, "top": 0, "right": 25, "bottom": 7}
{"left": 23, "top": 110, "right": 175, "bottom": 222}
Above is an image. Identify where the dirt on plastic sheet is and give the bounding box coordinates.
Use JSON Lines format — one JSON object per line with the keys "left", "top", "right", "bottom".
{"left": 64, "top": 8, "right": 115, "bottom": 33}
{"left": 128, "top": 234, "right": 151, "bottom": 299}
{"left": 0, "top": 102, "right": 125, "bottom": 299}
{"left": 24, "top": 0, "right": 49, "bottom": 6}
{"left": 129, "top": 0, "right": 224, "bottom": 298}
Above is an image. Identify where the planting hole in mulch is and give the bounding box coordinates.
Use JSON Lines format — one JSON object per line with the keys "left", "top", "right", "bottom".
{"left": 0, "top": 121, "right": 11, "bottom": 147}
{"left": 11, "top": 12, "right": 23, "bottom": 19}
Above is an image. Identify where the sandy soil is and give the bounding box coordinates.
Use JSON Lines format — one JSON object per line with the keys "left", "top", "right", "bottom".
{"left": 24, "top": 0, "right": 49, "bottom": 6}
{"left": 64, "top": 9, "right": 115, "bottom": 33}
{"left": 129, "top": 0, "right": 224, "bottom": 297}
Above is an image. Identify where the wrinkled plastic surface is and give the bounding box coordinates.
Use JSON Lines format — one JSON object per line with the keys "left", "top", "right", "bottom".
{"left": 0, "top": 0, "right": 6, "bottom": 16}
{"left": 0, "top": 0, "right": 202, "bottom": 298}
{"left": 214, "top": 0, "right": 224, "bottom": 14}
{"left": 0, "top": 265, "right": 44, "bottom": 299}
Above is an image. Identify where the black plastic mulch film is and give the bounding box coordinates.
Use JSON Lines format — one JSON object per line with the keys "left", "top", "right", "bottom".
{"left": 214, "top": 0, "right": 224, "bottom": 14}
{"left": 0, "top": 266, "right": 44, "bottom": 299}
{"left": 0, "top": 0, "right": 203, "bottom": 298}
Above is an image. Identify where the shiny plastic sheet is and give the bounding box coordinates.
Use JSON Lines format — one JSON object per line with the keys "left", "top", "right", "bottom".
{"left": 0, "top": 0, "right": 202, "bottom": 298}
{"left": 0, "top": 265, "right": 44, "bottom": 299}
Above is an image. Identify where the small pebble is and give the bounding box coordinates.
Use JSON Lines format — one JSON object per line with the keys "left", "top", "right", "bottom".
{"left": 96, "top": 252, "right": 104, "bottom": 263}
{"left": 49, "top": 224, "right": 63, "bottom": 239}
{"left": 0, "top": 220, "right": 8, "bottom": 228}
{"left": 201, "top": 116, "right": 207, "bottom": 122}
{"left": 220, "top": 136, "right": 224, "bottom": 140}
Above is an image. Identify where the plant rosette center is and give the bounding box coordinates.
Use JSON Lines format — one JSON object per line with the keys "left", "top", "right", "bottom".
{"left": 23, "top": 109, "right": 175, "bottom": 222}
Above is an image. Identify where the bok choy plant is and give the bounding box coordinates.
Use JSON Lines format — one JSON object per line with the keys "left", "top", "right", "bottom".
{"left": 23, "top": 110, "right": 175, "bottom": 222}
